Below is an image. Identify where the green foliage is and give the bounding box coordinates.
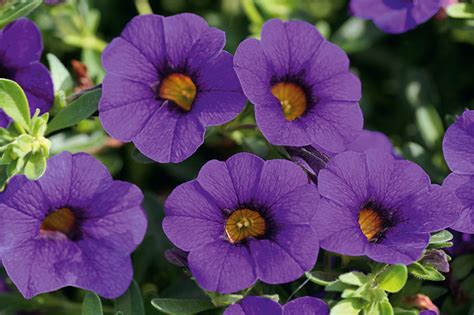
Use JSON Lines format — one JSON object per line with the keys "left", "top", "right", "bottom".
{"left": 151, "top": 298, "right": 216, "bottom": 314}
{"left": 114, "top": 280, "right": 145, "bottom": 315}
{"left": 447, "top": 3, "right": 474, "bottom": 19}
{"left": 47, "top": 53, "right": 74, "bottom": 93}
{"left": 376, "top": 265, "right": 408, "bottom": 293}
{"left": 0, "top": 79, "right": 31, "bottom": 133}
{"left": 306, "top": 271, "right": 339, "bottom": 286}
{"left": 408, "top": 262, "right": 445, "bottom": 281}
{"left": 46, "top": 89, "right": 101, "bottom": 135}
{"left": 82, "top": 292, "right": 103, "bottom": 315}
{"left": 0, "top": 0, "right": 41, "bottom": 27}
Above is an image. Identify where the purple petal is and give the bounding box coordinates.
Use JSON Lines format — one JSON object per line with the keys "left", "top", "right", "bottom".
{"left": 283, "top": 297, "right": 329, "bottom": 315}
{"left": 0, "top": 18, "right": 42, "bottom": 69}
{"left": 0, "top": 111, "right": 11, "bottom": 128}
{"left": 366, "top": 227, "right": 429, "bottom": 265}
{"left": 224, "top": 297, "right": 282, "bottom": 315}
{"left": 13, "top": 63, "right": 53, "bottom": 114}
{"left": 315, "top": 198, "right": 368, "bottom": 256}
{"left": 121, "top": 15, "right": 166, "bottom": 66}
{"left": 312, "top": 72, "right": 361, "bottom": 102}
{"left": 305, "top": 40, "right": 350, "bottom": 84}
{"left": 225, "top": 153, "right": 265, "bottom": 204}
{"left": 0, "top": 176, "right": 46, "bottom": 219}
{"left": 163, "top": 181, "right": 224, "bottom": 251}
{"left": 260, "top": 19, "right": 290, "bottom": 77}
{"left": 304, "top": 100, "right": 364, "bottom": 153}
{"left": 197, "top": 160, "right": 239, "bottom": 210}
{"left": 163, "top": 13, "right": 210, "bottom": 69}
{"left": 102, "top": 37, "right": 158, "bottom": 84}
{"left": 82, "top": 181, "right": 147, "bottom": 254}
{"left": 443, "top": 173, "right": 474, "bottom": 233}
{"left": 256, "top": 159, "right": 310, "bottom": 208}
{"left": 99, "top": 75, "right": 157, "bottom": 141}
{"left": 345, "top": 130, "right": 394, "bottom": 153}
{"left": 443, "top": 110, "right": 474, "bottom": 174}
{"left": 234, "top": 38, "right": 273, "bottom": 105}
{"left": 133, "top": 104, "right": 205, "bottom": 163}
{"left": 188, "top": 240, "right": 256, "bottom": 293}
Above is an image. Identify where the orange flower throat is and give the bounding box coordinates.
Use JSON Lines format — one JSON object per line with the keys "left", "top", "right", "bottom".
{"left": 358, "top": 207, "right": 387, "bottom": 242}
{"left": 40, "top": 207, "right": 76, "bottom": 236}
{"left": 159, "top": 73, "right": 197, "bottom": 111}
{"left": 225, "top": 209, "right": 266, "bottom": 244}
{"left": 271, "top": 82, "right": 308, "bottom": 121}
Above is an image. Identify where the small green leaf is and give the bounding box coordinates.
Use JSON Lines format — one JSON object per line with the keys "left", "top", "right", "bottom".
{"left": 306, "top": 271, "right": 339, "bottom": 286}
{"left": 82, "top": 292, "right": 103, "bottom": 315}
{"left": 377, "top": 265, "right": 408, "bottom": 293}
{"left": 151, "top": 298, "right": 215, "bottom": 314}
{"left": 447, "top": 3, "right": 474, "bottom": 19}
{"left": 23, "top": 152, "right": 46, "bottom": 180}
{"left": 392, "top": 308, "right": 418, "bottom": 315}
{"left": 325, "top": 280, "right": 356, "bottom": 292}
{"left": 47, "top": 54, "right": 73, "bottom": 93}
{"left": 330, "top": 298, "right": 364, "bottom": 315}
{"left": 114, "top": 280, "right": 145, "bottom": 315}
{"left": 46, "top": 89, "right": 101, "bottom": 135}
{"left": 408, "top": 262, "right": 445, "bottom": 281}
{"left": 0, "top": 0, "right": 42, "bottom": 27}
{"left": 429, "top": 230, "right": 453, "bottom": 244}
{"left": 377, "top": 301, "right": 394, "bottom": 315}
{"left": 0, "top": 79, "right": 30, "bottom": 132}
{"left": 339, "top": 271, "right": 369, "bottom": 286}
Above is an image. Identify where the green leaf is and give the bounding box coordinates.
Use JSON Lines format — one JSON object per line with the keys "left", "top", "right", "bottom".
{"left": 377, "top": 265, "right": 408, "bottom": 293}
{"left": 114, "top": 280, "right": 145, "bottom": 315}
{"left": 429, "top": 230, "right": 453, "bottom": 244}
{"left": 23, "top": 152, "right": 46, "bottom": 180}
{"left": 47, "top": 54, "right": 73, "bottom": 93}
{"left": 0, "top": 79, "right": 30, "bottom": 132}
{"left": 427, "top": 241, "right": 453, "bottom": 250}
{"left": 0, "top": 0, "right": 42, "bottom": 27}
{"left": 330, "top": 298, "right": 364, "bottom": 315}
{"left": 325, "top": 280, "right": 356, "bottom": 292}
{"left": 408, "top": 262, "right": 445, "bottom": 281}
{"left": 339, "top": 271, "right": 369, "bottom": 286}
{"left": 332, "top": 18, "right": 383, "bottom": 53}
{"left": 447, "top": 3, "right": 474, "bottom": 19}
{"left": 451, "top": 254, "right": 474, "bottom": 280}
{"left": 151, "top": 298, "right": 215, "bottom": 314}
{"left": 377, "top": 301, "right": 394, "bottom": 315}
{"left": 306, "top": 271, "right": 339, "bottom": 286}
{"left": 46, "top": 89, "right": 101, "bottom": 135}
{"left": 82, "top": 292, "right": 103, "bottom": 315}
{"left": 392, "top": 308, "right": 418, "bottom": 315}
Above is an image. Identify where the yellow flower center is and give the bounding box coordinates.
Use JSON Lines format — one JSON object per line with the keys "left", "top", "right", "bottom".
{"left": 225, "top": 209, "right": 266, "bottom": 244}
{"left": 40, "top": 207, "right": 76, "bottom": 236}
{"left": 159, "top": 73, "right": 197, "bottom": 111}
{"left": 358, "top": 208, "right": 387, "bottom": 242}
{"left": 271, "top": 82, "right": 308, "bottom": 121}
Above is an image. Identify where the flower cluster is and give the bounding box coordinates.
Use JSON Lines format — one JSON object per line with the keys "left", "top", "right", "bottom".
{"left": 0, "top": 3, "right": 471, "bottom": 314}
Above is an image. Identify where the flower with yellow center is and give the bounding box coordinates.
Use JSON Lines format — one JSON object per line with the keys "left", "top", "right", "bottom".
{"left": 159, "top": 73, "right": 197, "bottom": 111}
{"left": 271, "top": 82, "right": 307, "bottom": 121}
{"left": 225, "top": 208, "right": 266, "bottom": 244}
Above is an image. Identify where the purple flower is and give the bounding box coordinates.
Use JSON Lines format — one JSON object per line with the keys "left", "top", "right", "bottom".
{"left": 0, "top": 18, "right": 53, "bottom": 127}
{"left": 442, "top": 110, "right": 474, "bottom": 233}
{"left": 234, "top": 19, "right": 363, "bottom": 153}
{"left": 163, "top": 152, "right": 320, "bottom": 293}
{"left": 0, "top": 152, "right": 147, "bottom": 299}
{"left": 350, "top": 0, "right": 441, "bottom": 34}
{"left": 314, "top": 150, "right": 461, "bottom": 265}
{"left": 224, "top": 296, "right": 329, "bottom": 315}
{"left": 99, "top": 14, "right": 246, "bottom": 163}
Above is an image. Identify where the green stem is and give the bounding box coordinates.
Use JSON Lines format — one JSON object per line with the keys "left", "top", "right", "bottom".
{"left": 135, "top": 0, "right": 153, "bottom": 15}
{"left": 287, "top": 278, "right": 310, "bottom": 302}
{"left": 242, "top": 0, "right": 264, "bottom": 26}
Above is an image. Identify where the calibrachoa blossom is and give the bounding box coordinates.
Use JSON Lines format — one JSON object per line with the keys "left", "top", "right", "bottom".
{"left": 0, "top": 152, "right": 147, "bottom": 299}
{"left": 314, "top": 150, "right": 461, "bottom": 265}
{"left": 99, "top": 13, "right": 246, "bottom": 163}
{"left": 0, "top": 18, "right": 54, "bottom": 127}
{"left": 163, "top": 152, "right": 320, "bottom": 293}
{"left": 234, "top": 19, "right": 363, "bottom": 154}
{"left": 350, "top": 0, "right": 441, "bottom": 34}
{"left": 224, "top": 296, "right": 329, "bottom": 315}
{"left": 442, "top": 110, "right": 474, "bottom": 233}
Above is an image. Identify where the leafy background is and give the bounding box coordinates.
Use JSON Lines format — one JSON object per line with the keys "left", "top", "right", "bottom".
{"left": 0, "top": 0, "right": 473, "bottom": 314}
